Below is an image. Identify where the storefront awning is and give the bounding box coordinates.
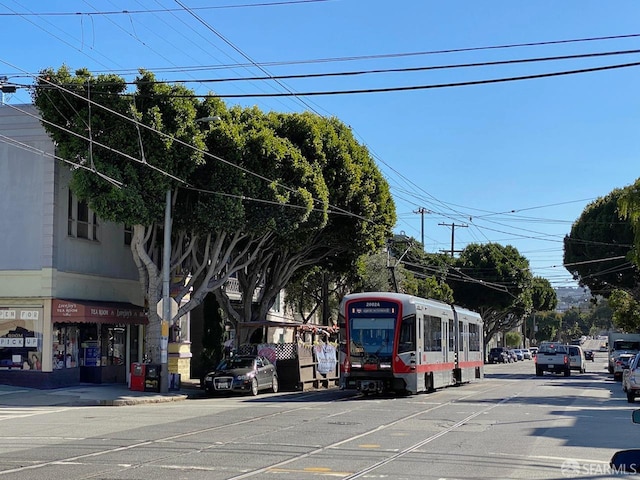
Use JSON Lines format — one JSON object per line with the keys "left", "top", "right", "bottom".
{"left": 52, "top": 299, "right": 148, "bottom": 325}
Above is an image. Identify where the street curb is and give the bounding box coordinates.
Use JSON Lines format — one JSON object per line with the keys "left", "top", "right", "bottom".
{"left": 100, "top": 394, "right": 189, "bottom": 407}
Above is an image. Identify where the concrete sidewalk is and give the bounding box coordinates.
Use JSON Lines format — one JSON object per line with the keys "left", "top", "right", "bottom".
{"left": 0, "top": 378, "right": 204, "bottom": 407}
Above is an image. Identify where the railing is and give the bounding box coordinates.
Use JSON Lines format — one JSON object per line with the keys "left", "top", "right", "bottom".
{"left": 222, "top": 277, "right": 263, "bottom": 302}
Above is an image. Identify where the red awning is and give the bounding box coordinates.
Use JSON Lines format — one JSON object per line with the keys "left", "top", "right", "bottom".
{"left": 52, "top": 299, "right": 148, "bottom": 325}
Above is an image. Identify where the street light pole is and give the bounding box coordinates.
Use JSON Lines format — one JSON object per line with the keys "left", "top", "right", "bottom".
{"left": 159, "top": 114, "right": 220, "bottom": 393}
{"left": 160, "top": 189, "right": 171, "bottom": 393}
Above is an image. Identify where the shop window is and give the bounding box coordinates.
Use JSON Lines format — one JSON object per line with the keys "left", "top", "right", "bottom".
{"left": 0, "top": 308, "right": 44, "bottom": 370}
{"left": 52, "top": 325, "right": 80, "bottom": 369}
{"left": 68, "top": 190, "right": 99, "bottom": 241}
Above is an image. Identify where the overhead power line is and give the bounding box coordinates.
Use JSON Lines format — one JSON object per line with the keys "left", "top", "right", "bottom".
{"left": 21, "top": 47, "right": 640, "bottom": 88}
{"left": 181, "top": 60, "right": 640, "bottom": 98}
{"left": 0, "top": 1, "right": 331, "bottom": 17}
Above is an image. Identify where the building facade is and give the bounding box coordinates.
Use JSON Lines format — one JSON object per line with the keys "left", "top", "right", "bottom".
{"left": 0, "top": 104, "right": 149, "bottom": 388}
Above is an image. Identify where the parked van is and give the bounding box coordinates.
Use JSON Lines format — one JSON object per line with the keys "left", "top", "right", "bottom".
{"left": 568, "top": 345, "right": 586, "bottom": 373}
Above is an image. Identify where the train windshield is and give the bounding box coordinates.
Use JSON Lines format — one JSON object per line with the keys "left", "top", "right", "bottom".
{"left": 349, "top": 317, "right": 395, "bottom": 360}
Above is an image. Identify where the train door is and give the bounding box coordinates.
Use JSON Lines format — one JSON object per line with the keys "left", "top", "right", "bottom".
{"left": 417, "top": 312, "right": 423, "bottom": 364}
{"left": 415, "top": 312, "right": 425, "bottom": 392}
{"left": 461, "top": 320, "right": 468, "bottom": 363}
{"left": 441, "top": 319, "right": 448, "bottom": 365}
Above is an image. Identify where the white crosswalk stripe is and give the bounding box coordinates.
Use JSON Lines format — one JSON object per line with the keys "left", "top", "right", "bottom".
{"left": 0, "top": 406, "right": 71, "bottom": 421}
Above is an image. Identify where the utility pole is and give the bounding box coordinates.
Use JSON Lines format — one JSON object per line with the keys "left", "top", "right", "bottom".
{"left": 438, "top": 222, "right": 468, "bottom": 257}
{"left": 413, "top": 207, "right": 431, "bottom": 250}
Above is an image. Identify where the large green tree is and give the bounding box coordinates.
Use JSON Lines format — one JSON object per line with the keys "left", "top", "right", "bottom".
{"left": 619, "top": 178, "right": 640, "bottom": 267}
{"left": 564, "top": 189, "right": 639, "bottom": 298}
{"left": 446, "top": 243, "right": 534, "bottom": 347}
{"left": 201, "top": 109, "right": 396, "bottom": 339}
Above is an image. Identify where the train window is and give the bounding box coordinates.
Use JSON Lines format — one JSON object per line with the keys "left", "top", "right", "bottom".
{"left": 424, "top": 315, "right": 442, "bottom": 352}
{"left": 398, "top": 315, "right": 415, "bottom": 353}
{"left": 459, "top": 321, "right": 464, "bottom": 353}
{"left": 469, "top": 323, "right": 481, "bottom": 351}
{"left": 449, "top": 319, "right": 455, "bottom": 351}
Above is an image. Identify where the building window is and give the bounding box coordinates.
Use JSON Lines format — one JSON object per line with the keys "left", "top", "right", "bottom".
{"left": 271, "top": 291, "right": 281, "bottom": 313}
{"left": 124, "top": 225, "right": 132, "bottom": 246}
{"left": 68, "top": 190, "right": 99, "bottom": 241}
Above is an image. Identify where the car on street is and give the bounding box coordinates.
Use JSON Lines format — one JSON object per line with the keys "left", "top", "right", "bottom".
{"left": 535, "top": 343, "right": 570, "bottom": 377}
{"left": 521, "top": 349, "right": 532, "bottom": 360}
{"left": 203, "top": 355, "right": 279, "bottom": 396}
{"left": 623, "top": 354, "right": 640, "bottom": 402}
{"left": 614, "top": 353, "right": 636, "bottom": 381}
{"left": 488, "top": 347, "right": 510, "bottom": 364}
{"left": 512, "top": 349, "right": 524, "bottom": 361}
{"left": 584, "top": 349, "right": 595, "bottom": 361}
{"left": 568, "top": 345, "right": 586, "bottom": 373}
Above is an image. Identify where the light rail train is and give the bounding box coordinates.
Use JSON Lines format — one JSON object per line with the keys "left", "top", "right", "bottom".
{"left": 338, "top": 292, "right": 484, "bottom": 395}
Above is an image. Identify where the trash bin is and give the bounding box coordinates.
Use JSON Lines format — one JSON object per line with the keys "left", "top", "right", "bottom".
{"left": 130, "top": 363, "right": 145, "bottom": 391}
{"left": 169, "top": 373, "right": 181, "bottom": 391}
{"left": 144, "top": 364, "right": 161, "bottom": 392}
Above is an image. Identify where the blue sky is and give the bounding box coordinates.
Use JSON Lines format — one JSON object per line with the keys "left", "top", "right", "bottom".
{"left": 1, "top": 0, "right": 639, "bottom": 288}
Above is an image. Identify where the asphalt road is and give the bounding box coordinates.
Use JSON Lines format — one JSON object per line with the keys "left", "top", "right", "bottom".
{"left": 0, "top": 350, "right": 634, "bottom": 480}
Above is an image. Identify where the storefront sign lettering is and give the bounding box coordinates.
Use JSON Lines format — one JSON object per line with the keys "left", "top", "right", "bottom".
{"left": 20, "top": 310, "right": 39, "bottom": 320}
{"left": 55, "top": 303, "right": 80, "bottom": 316}
{"left": 0, "top": 337, "right": 24, "bottom": 347}
{"left": 52, "top": 300, "right": 147, "bottom": 324}
{"left": 0, "top": 310, "right": 17, "bottom": 319}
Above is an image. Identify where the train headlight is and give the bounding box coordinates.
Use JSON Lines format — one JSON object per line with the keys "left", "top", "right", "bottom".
{"left": 351, "top": 362, "right": 362, "bottom": 369}
{"left": 379, "top": 363, "right": 391, "bottom": 369}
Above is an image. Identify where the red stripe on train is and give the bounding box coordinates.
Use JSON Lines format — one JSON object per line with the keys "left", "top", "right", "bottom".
{"left": 458, "top": 360, "right": 484, "bottom": 368}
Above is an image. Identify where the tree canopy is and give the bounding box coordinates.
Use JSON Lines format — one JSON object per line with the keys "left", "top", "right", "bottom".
{"left": 33, "top": 66, "right": 396, "bottom": 355}
{"left": 447, "top": 243, "right": 535, "bottom": 346}
{"left": 564, "top": 188, "right": 639, "bottom": 298}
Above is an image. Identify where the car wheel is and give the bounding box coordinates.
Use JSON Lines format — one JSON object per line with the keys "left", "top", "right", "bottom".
{"left": 628, "top": 392, "right": 635, "bottom": 403}
{"left": 271, "top": 376, "right": 279, "bottom": 394}
{"left": 250, "top": 377, "right": 259, "bottom": 396}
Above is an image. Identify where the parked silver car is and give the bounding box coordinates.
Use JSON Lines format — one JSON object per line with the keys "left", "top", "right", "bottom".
{"left": 623, "top": 354, "right": 640, "bottom": 402}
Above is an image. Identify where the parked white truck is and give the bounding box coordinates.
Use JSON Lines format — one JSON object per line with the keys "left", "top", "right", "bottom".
{"left": 535, "top": 342, "right": 571, "bottom": 377}
{"left": 608, "top": 333, "right": 640, "bottom": 376}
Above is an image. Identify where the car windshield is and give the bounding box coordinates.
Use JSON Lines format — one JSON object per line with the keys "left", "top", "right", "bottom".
{"left": 219, "top": 357, "right": 255, "bottom": 370}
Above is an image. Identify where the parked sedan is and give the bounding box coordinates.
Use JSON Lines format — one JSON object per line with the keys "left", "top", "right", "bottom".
{"left": 614, "top": 353, "right": 636, "bottom": 381}
{"left": 203, "top": 355, "right": 279, "bottom": 396}
{"left": 623, "top": 354, "right": 640, "bottom": 402}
